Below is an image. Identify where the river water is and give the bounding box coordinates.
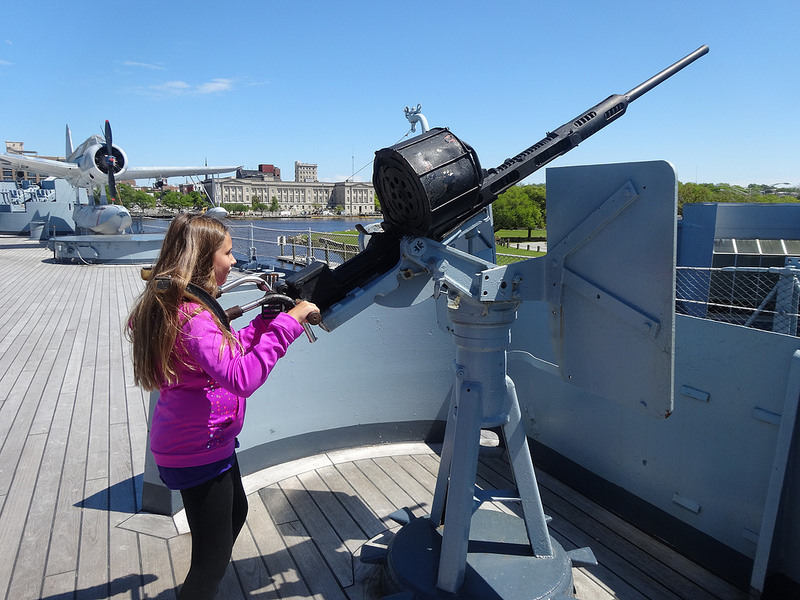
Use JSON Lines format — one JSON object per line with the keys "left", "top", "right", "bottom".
{"left": 141, "top": 216, "right": 383, "bottom": 270}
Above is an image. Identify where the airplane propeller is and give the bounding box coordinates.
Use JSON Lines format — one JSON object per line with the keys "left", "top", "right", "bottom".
{"left": 104, "top": 120, "right": 118, "bottom": 202}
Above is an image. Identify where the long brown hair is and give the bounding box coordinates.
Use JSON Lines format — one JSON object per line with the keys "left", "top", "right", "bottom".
{"left": 126, "top": 213, "right": 235, "bottom": 391}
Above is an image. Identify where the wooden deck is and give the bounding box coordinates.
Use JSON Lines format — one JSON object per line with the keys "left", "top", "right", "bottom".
{"left": 0, "top": 234, "right": 747, "bottom": 600}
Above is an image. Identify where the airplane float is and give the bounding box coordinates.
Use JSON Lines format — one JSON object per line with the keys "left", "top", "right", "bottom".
{"left": 0, "top": 121, "right": 238, "bottom": 234}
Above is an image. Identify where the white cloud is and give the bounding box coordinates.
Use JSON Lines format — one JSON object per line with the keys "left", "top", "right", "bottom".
{"left": 124, "top": 61, "right": 166, "bottom": 70}
{"left": 0, "top": 59, "right": 11, "bottom": 66}
{"left": 151, "top": 80, "right": 192, "bottom": 94}
{"left": 196, "top": 78, "right": 233, "bottom": 94}
{"left": 145, "top": 78, "right": 234, "bottom": 96}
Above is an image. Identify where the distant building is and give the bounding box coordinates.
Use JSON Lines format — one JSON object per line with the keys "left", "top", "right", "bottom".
{"left": 1, "top": 142, "right": 63, "bottom": 184}
{"left": 204, "top": 162, "right": 375, "bottom": 216}
{"left": 295, "top": 162, "right": 318, "bottom": 183}
{"left": 259, "top": 164, "right": 281, "bottom": 179}
{"left": 236, "top": 164, "right": 282, "bottom": 181}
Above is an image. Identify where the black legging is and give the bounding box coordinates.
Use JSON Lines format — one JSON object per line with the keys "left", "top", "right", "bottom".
{"left": 178, "top": 457, "right": 249, "bottom": 599}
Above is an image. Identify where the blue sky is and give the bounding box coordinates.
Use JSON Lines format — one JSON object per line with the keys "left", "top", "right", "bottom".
{"left": 1, "top": 1, "right": 798, "bottom": 187}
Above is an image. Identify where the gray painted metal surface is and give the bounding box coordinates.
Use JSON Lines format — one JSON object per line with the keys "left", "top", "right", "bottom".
{"left": 542, "top": 161, "right": 677, "bottom": 417}
{"left": 510, "top": 308, "right": 800, "bottom": 591}
{"left": 49, "top": 233, "right": 164, "bottom": 264}
{"left": 0, "top": 179, "right": 79, "bottom": 235}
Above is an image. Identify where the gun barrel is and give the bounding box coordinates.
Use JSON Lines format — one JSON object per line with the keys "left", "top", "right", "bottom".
{"left": 625, "top": 45, "right": 709, "bottom": 103}
{"left": 477, "top": 44, "right": 709, "bottom": 205}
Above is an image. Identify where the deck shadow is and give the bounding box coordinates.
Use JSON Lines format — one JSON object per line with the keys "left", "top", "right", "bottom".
{"left": 77, "top": 474, "right": 144, "bottom": 514}
{"left": 39, "top": 574, "right": 161, "bottom": 600}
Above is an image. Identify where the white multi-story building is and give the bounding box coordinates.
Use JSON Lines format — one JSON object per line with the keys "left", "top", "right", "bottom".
{"left": 204, "top": 163, "right": 375, "bottom": 216}
{"left": 294, "top": 161, "right": 318, "bottom": 183}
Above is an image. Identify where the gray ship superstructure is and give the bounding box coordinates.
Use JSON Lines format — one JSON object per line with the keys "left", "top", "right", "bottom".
{"left": 0, "top": 178, "right": 80, "bottom": 237}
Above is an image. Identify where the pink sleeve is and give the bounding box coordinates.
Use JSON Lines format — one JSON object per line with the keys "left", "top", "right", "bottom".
{"left": 180, "top": 310, "right": 304, "bottom": 397}
{"left": 234, "top": 313, "right": 270, "bottom": 349}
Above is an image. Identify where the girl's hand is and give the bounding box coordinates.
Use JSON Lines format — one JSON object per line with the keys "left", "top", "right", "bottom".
{"left": 287, "top": 300, "right": 321, "bottom": 325}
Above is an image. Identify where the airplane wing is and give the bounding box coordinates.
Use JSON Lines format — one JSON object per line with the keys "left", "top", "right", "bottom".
{"left": 0, "top": 153, "right": 80, "bottom": 179}
{"left": 124, "top": 166, "right": 240, "bottom": 180}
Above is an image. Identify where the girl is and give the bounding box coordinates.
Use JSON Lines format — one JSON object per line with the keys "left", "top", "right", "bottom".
{"left": 127, "top": 213, "right": 318, "bottom": 599}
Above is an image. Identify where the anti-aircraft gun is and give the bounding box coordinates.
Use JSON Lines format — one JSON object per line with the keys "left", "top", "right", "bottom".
{"left": 280, "top": 46, "right": 709, "bottom": 599}
{"left": 280, "top": 45, "right": 708, "bottom": 320}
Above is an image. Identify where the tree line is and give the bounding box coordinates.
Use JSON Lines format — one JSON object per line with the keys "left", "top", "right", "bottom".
{"left": 491, "top": 182, "right": 799, "bottom": 235}
{"left": 676, "top": 182, "right": 799, "bottom": 214}
{"left": 111, "top": 183, "right": 207, "bottom": 211}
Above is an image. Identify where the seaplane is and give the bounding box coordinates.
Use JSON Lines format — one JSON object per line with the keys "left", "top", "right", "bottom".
{"left": 0, "top": 121, "right": 238, "bottom": 234}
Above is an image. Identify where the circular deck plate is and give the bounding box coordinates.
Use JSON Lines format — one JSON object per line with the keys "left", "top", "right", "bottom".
{"left": 383, "top": 509, "right": 575, "bottom": 599}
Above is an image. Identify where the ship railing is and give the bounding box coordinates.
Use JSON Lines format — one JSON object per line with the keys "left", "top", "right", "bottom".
{"left": 227, "top": 222, "right": 362, "bottom": 269}
{"left": 495, "top": 252, "right": 530, "bottom": 266}
{"left": 140, "top": 218, "right": 363, "bottom": 270}
{"left": 676, "top": 263, "right": 800, "bottom": 337}
{"left": 141, "top": 213, "right": 537, "bottom": 269}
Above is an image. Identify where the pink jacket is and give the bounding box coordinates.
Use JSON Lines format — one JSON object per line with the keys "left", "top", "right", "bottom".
{"left": 150, "top": 303, "right": 304, "bottom": 468}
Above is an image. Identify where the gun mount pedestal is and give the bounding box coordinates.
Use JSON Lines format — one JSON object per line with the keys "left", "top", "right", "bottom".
{"left": 371, "top": 294, "right": 594, "bottom": 599}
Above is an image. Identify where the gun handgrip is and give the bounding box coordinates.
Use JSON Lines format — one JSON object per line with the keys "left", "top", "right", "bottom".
{"left": 225, "top": 305, "right": 244, "bottom": 321}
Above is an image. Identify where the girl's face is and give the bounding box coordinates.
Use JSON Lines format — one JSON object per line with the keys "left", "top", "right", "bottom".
{"left": 213, "top": 232, "right": 236, "bottom": 286}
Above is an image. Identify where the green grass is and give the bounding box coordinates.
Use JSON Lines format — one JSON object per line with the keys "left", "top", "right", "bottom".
{"left": 334, "top": 227, "right": 548, "bottom": 238}
{"left": 496, "top": 245, "right": 546, "bottom": 259}
{"left": 494, "top": 228, "right": 547, "bottom": 259}
{"left": 328, "top": 227, "right": 548, "bottom": 259}
{"left": 495, "top": 228, "right": 547, "bottom": 240}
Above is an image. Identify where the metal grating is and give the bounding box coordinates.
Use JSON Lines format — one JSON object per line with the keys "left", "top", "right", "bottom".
{"left": 676, "top": 261, "right": 800, "bottom": 337}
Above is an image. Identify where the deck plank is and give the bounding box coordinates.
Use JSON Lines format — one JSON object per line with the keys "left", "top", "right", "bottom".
{"left": 0, "top": 433, "right": 48, "bottom": 598}
{"left": 46, "top": 267, "right": 101, "bottom": 580}
{"left": 86, "top": 271, "right": 111, "bottom": 484}
{"left": 332, "top": 461, "right": 400, "bottom": 527}
{"left": 247, "top": 490, "right": 315, "bottom": 599}
{"left": 278, "top": 475, "right": 355, "bottom": 587}
{"left": 108, "top": 526, "right": 142, "bottom": 599}
{"left": 141, "top": 534, "right": 178, "bottom": 599}
{"left": 373, "top": 455, "right": 435, "bottom": 512}
{"left": 40, "top": 570, "right": 79, "bottom": 599}
{"left": 166, "top": 529, "right": 192, "bottom": 596}
{"left": 351, "top": 458, "right": 424, "bottom": 519}
{"left": 260, "top": 483, "right": 299, "bottom": 525}
{"left": 316, "top": 464, "right": 386, "bottom": 539}
{"left": 276, "top": 518, "right": 348, "bottom": 600}
{"left": 230, "top": 510, "right": 278, "bottom": 599}
{"left": 75, "top": 476, "right": 110, "bottom": 600}
{"left": 3, "top": 267, "right": 85, "bottom": 596}
{"left": 8, "top": 378, "right": 78, "bottom": 596}
{"left": 297, "top": 468, "right": 367, "bottom": 554}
